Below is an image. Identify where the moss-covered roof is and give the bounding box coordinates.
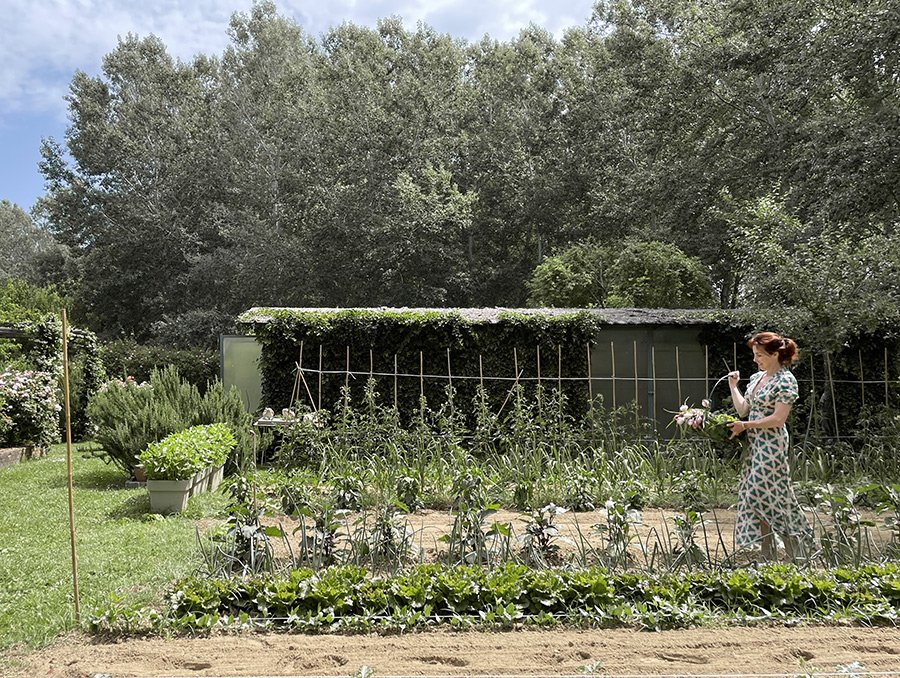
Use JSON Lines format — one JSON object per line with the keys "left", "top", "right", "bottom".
{"left": 238, "top": 307, "right": 717, "bottom": 326}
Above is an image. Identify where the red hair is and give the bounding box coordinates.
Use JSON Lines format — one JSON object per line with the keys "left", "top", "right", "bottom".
{"left": 747, "top": 331, "right": 797, "bottom": 365}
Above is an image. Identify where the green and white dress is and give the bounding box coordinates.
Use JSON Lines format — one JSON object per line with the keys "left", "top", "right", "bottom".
{"left": 735, "top": 367, "right": 812, "bottom": 548}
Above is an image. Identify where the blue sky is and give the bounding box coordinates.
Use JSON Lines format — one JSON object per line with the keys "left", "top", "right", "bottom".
{"left": 1, "top": 0, "right": 597, "bottom": 215}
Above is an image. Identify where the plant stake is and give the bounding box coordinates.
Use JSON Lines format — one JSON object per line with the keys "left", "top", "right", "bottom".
{"left": 61, "top": 309, "right": 81, "bottom": 622}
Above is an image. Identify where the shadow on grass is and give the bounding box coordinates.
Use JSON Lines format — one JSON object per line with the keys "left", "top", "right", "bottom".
{"left": 49, "top": 465, "right": 133, "bottom": 492}
{"left": 104, "top": 492, "right": 152, "bottom": 519}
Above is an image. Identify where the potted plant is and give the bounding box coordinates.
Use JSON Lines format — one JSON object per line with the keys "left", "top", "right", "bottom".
{"left": 139, "top": 423, "right": 235, "bottom": 514}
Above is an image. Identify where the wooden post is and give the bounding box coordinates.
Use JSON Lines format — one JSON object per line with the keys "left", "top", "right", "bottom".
{"left": 733, "top": 343, "right": 737, "bottom": 372}
{"left": 536, "top": 345, "right": 542, "bottom": 412}
{"left": 419, "top": 351, "right": 424, "bottom": 399}
{"left": 675, "top": 345, "right": 682, "bottom": 405}
{"left": 370, "top": 349, "right": 374, "bottom": 379}
{"left": 61, "top": 310, "right": 80, "bottom": 622}
{"left": 394, "top": 354, "right": 399, "bottom": 411}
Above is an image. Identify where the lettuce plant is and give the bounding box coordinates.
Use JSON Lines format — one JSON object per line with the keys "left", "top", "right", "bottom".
{"left": 139, "top": 423, "right": 235, "bottom": 480}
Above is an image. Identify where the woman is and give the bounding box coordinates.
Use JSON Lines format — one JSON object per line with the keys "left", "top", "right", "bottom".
{"left": 727, "top": 332, "right": 812, "bottom": 561}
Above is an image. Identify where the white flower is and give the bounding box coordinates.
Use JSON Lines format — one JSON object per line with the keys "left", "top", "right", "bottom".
{"left": 701, "top": 399, "right": 711, "bottom": 408}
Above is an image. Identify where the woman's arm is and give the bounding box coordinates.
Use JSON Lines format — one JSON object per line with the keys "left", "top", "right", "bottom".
{"left": 728, "top": 402, "right": 792, "bottom": 438}
{"left": 728, "top": 371, "right": 749, "bottom": 418}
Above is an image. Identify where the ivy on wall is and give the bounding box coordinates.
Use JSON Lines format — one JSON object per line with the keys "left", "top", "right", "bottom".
{"left": 239, "top": 308, "right": 606, "bottom": 418}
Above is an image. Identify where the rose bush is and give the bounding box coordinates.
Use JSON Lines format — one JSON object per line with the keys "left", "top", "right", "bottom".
{"left": 0, "top": 370, "right": 61, "bottom": 448}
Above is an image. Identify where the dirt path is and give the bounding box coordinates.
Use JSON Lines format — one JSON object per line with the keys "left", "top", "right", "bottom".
{"left": 6, "top": 626, "right": 900, "bottom": 677}
{"left": 7, "top": 507, "right": 899, "bottom": 677}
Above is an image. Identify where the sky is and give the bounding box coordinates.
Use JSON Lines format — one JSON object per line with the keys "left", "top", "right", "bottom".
{"left": 0, "top": 0, "right": 597, "bottom": 216}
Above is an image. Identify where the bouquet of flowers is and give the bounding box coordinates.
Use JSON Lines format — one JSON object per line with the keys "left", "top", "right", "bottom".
{"left": 671, "top": 399, "right": 743, "bottom": 450}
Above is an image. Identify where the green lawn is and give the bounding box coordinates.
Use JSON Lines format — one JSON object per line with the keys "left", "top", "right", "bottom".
{"left": 0, "top": 442, "right": 227, "bottom": 650}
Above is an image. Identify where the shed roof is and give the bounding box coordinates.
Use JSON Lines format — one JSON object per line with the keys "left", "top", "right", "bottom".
{"left": 239, "top": 307, "right": 717, "bottom": 326}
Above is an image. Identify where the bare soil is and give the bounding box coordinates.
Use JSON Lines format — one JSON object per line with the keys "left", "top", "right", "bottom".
{"left": 7, "top": 626, "right": 900, "bottom": 677}
{"left": 6, "top": 507, "right": 899, "bottom": 677}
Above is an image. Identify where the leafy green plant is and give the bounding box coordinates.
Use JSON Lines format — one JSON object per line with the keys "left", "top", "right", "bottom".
{"left": 518, "top": 503, "right": 573, "bottom": 567}
{"left": 87, "top": 366, "right": 251, "bottom": 476}
{"left": 139, "top": 424, "right": 235, "bottom": 480}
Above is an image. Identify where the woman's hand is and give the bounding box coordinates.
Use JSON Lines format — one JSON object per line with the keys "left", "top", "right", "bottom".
{"left": 728, "top": 370, "right": 740, "bottom": 389}
{"left": 727, "top": 420, "right": 749, "bottom": 439}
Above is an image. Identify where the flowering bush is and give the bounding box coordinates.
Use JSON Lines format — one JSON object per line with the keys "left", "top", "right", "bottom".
{"left": 672, "top": 399, "right": 741, "bottom": 448}
{"left": 0, "top": 370, "right": 61, "bottom": 448}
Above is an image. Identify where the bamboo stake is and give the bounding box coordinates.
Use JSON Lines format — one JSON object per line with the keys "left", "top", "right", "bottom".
{"left": 676, "top": 345, "right": 682, "bottom": 405}
{"left": 704, "top": 345, "right": 709, "bottom": 402}
{"left": 586, "top": 342, "right": 595, "bottom": 420}
{"left": 447, "top": 348, "right": 453, "bottom": 390}
{"left": 610, "top": 341, "right": 617, "bottom": 412}
{"left": 394, "top": 354, "right": 398, "bottom": 411}
{"left": 651, "top": 345, "right": 658, "bottom": 431}
{"left": 419, "top": 351, "right": 424, "bottom": 399}
{"left": 558, "top": 344, "right": 562, "bottom": 394}
{"left": 296, "top": 344, "right": 317, "bottom": 412}
{"left": 370, "top": 349, "right": 374, "bottom": 378}
{"left": 536, "top": 345, "right": 542, "bottom": 412}
{"left": 826, "top": 351, "right": 840, "bottom": 440}
{"left": 733, "top": 343, "right": 737, "bottom": 372}
{"left": 447, "top": 348, "right": 454, "bottom": 419}
{"left": 633, "top": 340, "right": 639, "bottom": 430}
{"left": 886, "top": 346, "right": 890, "bottom": 407}
{"left": 345, "top": 346, "right": 350, "bottom": 390}
{"left": 290, "top": 341, "right": 303, "bottom": 408}
{"left": 558, "top": 344, "right": 563, "bottom": 428}
{"left": 61, "top": 310, "right": 80, "bottom": 622}
{"left": 859, "top": 349, "right": 865, "bottom": 411}
{"left": 479, "top": 354, "right": 485, "bottom": 398}
{"left": 810, "top": 354, "right": 820, "bottom": 439}
{"left": 317, "top": 345, "right": 323, "bottom": 411}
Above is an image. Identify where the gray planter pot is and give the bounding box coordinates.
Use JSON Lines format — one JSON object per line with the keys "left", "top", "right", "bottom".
{"left": 147, "top": 478, "right": 192, "bottom": 514}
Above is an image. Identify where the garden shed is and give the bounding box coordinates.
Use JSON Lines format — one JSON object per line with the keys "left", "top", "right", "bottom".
{"left": 231, "top": 307, "right": 723, "bottom": 433}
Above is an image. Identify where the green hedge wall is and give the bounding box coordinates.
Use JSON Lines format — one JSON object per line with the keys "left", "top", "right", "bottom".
{"left": 242, "top": 309, "right": 605, "bottom": 419}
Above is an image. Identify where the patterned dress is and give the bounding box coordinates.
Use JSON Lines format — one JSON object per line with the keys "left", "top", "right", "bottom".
{"left": 735, "top": 367, "right": 813, "bottom": 548}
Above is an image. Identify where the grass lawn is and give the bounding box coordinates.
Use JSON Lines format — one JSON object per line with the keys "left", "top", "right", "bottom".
{"left": 0, "top": 442, "right": 228, "bottom": 651}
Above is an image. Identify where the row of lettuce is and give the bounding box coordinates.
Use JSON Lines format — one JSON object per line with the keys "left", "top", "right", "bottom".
{"left": 91, "top": 562, "right": 900, "bottom": 634}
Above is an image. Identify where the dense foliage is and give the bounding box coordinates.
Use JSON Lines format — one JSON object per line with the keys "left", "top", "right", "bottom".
{"left": 0, "top": 370, "right": 60, "bottom": 448}
{"left": 139, "top": 423, "right": 236, "bottom": 480}
{"left": 91, "top": 562, "right": 900, "bottom": 634}
{"left": 86, "top": 366, "right": 252, "bottom": 476}
{"left": 244, "top": 307, "right": 604, "bottom": 417}
{"left": 99, "top": 338, "right": 219, "bottom": 392}
{"left": 29, "top": 0, "right": 900, "bottom": 344}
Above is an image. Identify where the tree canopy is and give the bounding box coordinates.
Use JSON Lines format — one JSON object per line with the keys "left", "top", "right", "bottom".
{"left": 23, "top": 0, "right": 900, "bottom": 344}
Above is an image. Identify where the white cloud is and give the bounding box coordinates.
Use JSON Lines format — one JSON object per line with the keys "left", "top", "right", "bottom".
{"left": 1, "top": 0, "right": 594, "bottom": 123}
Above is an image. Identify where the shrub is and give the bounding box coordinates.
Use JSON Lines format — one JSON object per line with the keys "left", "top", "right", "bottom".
{"left": 86, "top": 366, "right": 251, "bottom": 476}
{"left": 100, "top": 339, "right": 218, "bottom": 394}
{"left": 139, "top": 424, "right": 236, "bottom": 480}
{"left": 0, "top": 370, "right": 61, "bottom": 448}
